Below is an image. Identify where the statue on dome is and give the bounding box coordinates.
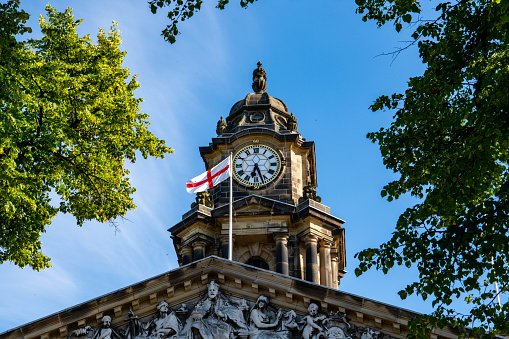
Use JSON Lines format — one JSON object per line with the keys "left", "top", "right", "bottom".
{"left": 252, "top": 61, "right": 268, "bottom": 94}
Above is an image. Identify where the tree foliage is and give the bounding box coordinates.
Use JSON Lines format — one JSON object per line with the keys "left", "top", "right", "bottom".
{"left": 148, "top": 0, "right": 257, "bottom": 43}
{"left": 352, "top": 0, "right": 509, "bottom": 337}
{"left": 0, "top": 1, "right": 173, "bottom": 271}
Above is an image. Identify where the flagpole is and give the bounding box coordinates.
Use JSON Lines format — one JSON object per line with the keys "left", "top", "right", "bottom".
{"left": 229, "top": 153, "right": 233, "bottom": 261}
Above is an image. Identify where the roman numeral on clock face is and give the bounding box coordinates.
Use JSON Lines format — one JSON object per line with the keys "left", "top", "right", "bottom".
{"left": 233, "top": 144, "right": 282, "bottom": 187}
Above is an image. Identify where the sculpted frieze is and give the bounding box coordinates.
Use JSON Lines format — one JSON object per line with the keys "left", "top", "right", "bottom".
{"left": 69, "top": 282, "right": 397, "bottom": 339}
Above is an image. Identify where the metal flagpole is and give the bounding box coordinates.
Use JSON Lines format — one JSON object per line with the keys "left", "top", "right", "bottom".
{"left": 229, "top": 153, "right": 233, "bottom": 261}
{"left": 492, "top": 256, "right": 502, "bottom": 311}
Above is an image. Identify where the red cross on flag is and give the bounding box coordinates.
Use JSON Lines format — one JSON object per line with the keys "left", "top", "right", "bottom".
{"left": 186, "top": 155, "right": 231, "bottom": 193}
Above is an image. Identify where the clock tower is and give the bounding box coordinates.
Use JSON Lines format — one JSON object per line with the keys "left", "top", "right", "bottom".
{"left": 169, "top": 62, "right": 347, "bottom": 288}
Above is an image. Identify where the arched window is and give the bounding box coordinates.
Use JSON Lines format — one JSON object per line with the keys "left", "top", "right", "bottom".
{"left": 246, "top": 257, "right": 269, "bottom": 270}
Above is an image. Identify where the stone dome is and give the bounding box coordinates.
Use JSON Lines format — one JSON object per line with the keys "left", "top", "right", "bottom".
{"left": 218, "top": 62, "right": 298, "bottom": 135}
{"left": 229, "top": 92, "right": 288, "bottom": 117}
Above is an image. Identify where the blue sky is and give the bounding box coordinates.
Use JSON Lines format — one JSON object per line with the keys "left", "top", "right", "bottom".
{"left": 1, "top": 0, "right": 437, "bottom": 331}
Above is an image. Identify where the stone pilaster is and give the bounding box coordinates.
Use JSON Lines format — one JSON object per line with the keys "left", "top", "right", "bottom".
{"left": 292, "top": 239, "right": 303, "bottom": 279}
{"left": 219, "top": 235, "right": 235, "bottom": 260}
{"left": 304, "top": 235, "right": 319, "bottom": 284}
{"left": 319, "top": 240, "right": 333, "bottom": 288}
{"left": 193, "top": 241, "right": 206, "bottom": 261}
{"left": 275, "top": 234, "right": 289, "bottom": 275}
{"left": 331, "top": 256, "right": 339, "bottom": 288}
{"left": 219, "top": 235, "right": 229, "bottom": 259}
{"left": 181, "top": 246, "right": 193, "bottom": 265}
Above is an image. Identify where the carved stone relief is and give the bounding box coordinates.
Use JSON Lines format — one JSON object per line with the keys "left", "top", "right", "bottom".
{"left": 287, "top": 114, "right": 298, "bottom": 132}
{"left": 298, "top": 184, "right": 322, "bottom": 204}
{"left": 191, "top": 191, "right": 214, "bottom": 209}
{"left": 216, "top": 116, "right": 227, "bottom": 136}
{"left": 69, "top": 282, "right": 396, "bottom": 339}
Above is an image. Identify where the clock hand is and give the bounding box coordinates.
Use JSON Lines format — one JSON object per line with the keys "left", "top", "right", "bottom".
{"left": 256, "top": 166, "right": 264, "bottom": 183}
{"left": 251, "top": 163, "right": 258, "bottom": 177}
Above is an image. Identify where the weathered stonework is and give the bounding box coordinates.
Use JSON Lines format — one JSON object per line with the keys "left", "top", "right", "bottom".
{"left": 170, "top": 193, "right": 346, "bottom": 288}
{"left": 201, "top": 131, "right": 316, "bottom": 207}
{"left": 1, "top": 257, "right": 459, "bottom": 339}
{"left": 171, "top": 64, "right": 342, "bottom": 289}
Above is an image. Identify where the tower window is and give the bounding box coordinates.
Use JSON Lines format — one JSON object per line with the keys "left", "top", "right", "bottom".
{"left": 250, "top": 112, "right": 264, "bottom": 123}
{"left": 246, "top": 257, "right": 269, "bottom": 270}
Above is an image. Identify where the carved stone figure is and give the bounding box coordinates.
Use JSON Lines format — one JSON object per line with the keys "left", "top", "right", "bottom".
{"left": 322, "top": 313, "right": 349, "bottom": 339}
{"left": 216, "top": 116, "right": 227, "bottom": 136}
{"left": 191, "top": 192, "right": 214, "bottom": 209}
{"left": 144, "top": 301, "right": 182, "bottom": 339}
{"left": 326, "top": 327, "right": 347, "bottom": 339}
{"left": 70, "top": 315, "right": 124, "bottom": 339}
{"left": 181, "top": 280, "right": 248, "bottom": 339}
{"left": 279, "top": 310, "right": 298, "bottom": 333}
{"left": 252, "top": 61, "right": 267, "bottom": 93}
{"left": 301, "top": 304, "right": 327, "bottom": 339}
{"left": 287, "top": 113, "right": 298, "bottom": 132}
{"left": 67, "top": 290, "right": 398, "bottom": 339}
{"left": 360, "top": 328, "right": 379, "bottom": 339}
{"left": 125, "top": 307, "right": 144, "bottom": 339}
{"left": 298, "top": 185, "right": 322, "bottom": 204}
{"left": 248, "top": 295, "right": 282, "bottom": 339}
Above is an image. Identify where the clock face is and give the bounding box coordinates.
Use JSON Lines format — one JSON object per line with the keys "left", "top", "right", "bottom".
{"left": 233, "top": 145, "right": 282, "bottom": 188}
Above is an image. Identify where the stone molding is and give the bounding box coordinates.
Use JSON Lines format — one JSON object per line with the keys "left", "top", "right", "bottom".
{"left": 1, "top": 257, "right": 457, "bottom": 339}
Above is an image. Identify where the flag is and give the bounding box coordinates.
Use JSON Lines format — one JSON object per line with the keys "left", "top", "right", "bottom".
{"left": 186, "top": 155, "right": 231, "bottom": 193}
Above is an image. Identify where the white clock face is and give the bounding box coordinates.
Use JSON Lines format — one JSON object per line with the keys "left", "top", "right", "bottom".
{"left": 233, "top": 145, "right": 282, "bottom": 188}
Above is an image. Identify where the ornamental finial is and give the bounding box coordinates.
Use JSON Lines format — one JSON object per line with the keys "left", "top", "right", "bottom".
{"left": 252, "top": 61, "right": 267, "bottom": 93}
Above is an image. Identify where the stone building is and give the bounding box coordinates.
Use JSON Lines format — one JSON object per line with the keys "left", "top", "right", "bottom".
{"left": 0, "top": 63, "right": 458, "bottom": 339}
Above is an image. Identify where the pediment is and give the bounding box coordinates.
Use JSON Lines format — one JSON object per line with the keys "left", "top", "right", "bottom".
{"left": 2, "top": 257, "right": 457, "bottom": 339}
{"left": 234, "top": 203, "right": 273, "bottom": 214}
{"left": 212, "top": 195, "right": 296, "bottom": 218}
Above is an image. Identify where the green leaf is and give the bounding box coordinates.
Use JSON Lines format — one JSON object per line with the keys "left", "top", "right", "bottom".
{"left": 0, "top": 4, "right": 173, "bottom": 270}
{"left": 354, "top": 0, "right": 509, "bottom": 335}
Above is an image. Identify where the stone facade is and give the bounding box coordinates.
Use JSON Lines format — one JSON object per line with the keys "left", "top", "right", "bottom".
{"left": 0, "top": 257, "right": 460, "bottom": 339}
{"left": 170, "top": 195, "right": 346, "bottom": 288}
{"left": 200, "top": 130, "right": 316, "bottom": 207}
{"left": 173, "top": 63, "right": 340, "bottom": 289}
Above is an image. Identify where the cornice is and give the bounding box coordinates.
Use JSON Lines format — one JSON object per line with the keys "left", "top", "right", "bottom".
{"left": 199, "top": 127, "right": 314, "bottom": 159}
{"left": 1, "top": 257, "right": 459, "bottom": 339}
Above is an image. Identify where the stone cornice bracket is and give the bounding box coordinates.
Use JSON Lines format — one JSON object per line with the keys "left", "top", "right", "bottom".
{"left": 274, "top": 233, "right": 289, "bottom": 241}
{"left": 319, "top": 239, "right": 332, "bottom": 248}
